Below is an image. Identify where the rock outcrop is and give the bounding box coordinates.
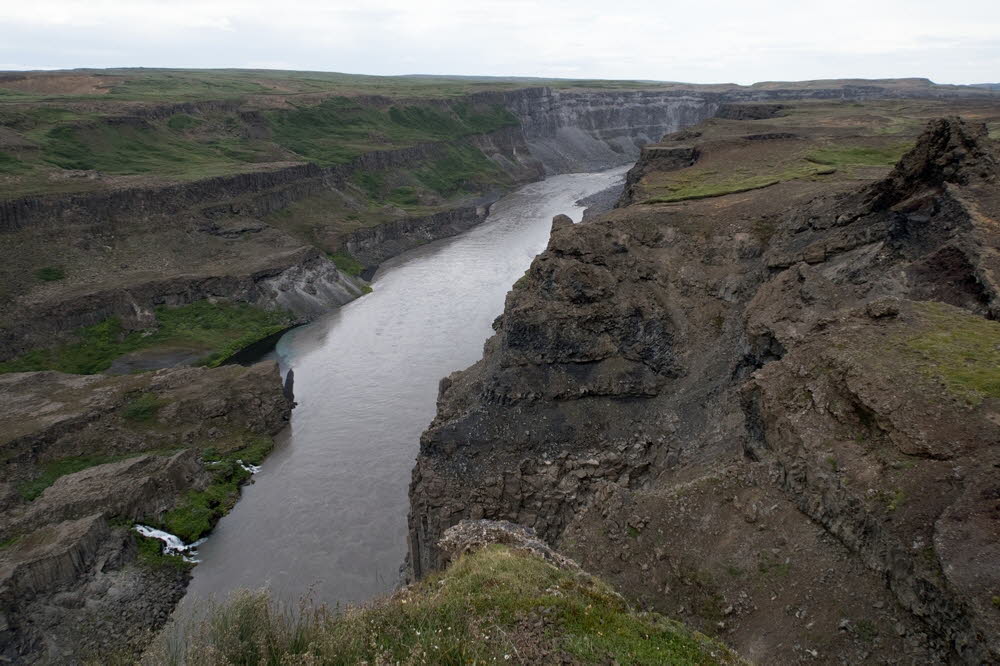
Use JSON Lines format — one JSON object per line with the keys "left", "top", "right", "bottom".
{"left": 344, "top": 195, "right": 500, "bottom": 270}
{"left": 0, "top": 361, "right": 292, "bottom": 662}
{"left": 408, "top": 117, "right": 1000, "bottom": 663}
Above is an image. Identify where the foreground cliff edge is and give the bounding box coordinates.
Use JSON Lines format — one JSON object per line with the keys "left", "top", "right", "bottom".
{"left": 408, "top": 116, "right": 1000, "bottom": 663}
{"left": 143, "top": 520, "right": 742, "bottom": 665}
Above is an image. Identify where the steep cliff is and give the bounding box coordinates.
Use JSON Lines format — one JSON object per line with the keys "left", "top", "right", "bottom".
{"left": 408, "top": 108, "right": 1000, "bottom": 663}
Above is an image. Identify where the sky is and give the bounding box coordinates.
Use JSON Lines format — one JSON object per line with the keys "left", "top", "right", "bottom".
{"left": 1, "top": 0, "right": 998, "bottom": 85}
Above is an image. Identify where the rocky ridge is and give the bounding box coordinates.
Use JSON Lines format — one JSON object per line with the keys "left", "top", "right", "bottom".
{"left": 408, "top": 115, "right": 1000, "bottom": 663}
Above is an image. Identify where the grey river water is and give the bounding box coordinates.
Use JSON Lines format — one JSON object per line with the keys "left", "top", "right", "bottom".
{"left": 182, "top": 167, "right": 628, "bottom": 608}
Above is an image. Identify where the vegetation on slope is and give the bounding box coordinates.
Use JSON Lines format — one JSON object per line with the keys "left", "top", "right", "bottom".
{"left": 0, "top": 300, "right": 293, "bottom": 375}
{"left": 902, "top": 301, "right": 1000, "bottom": 404}
{"left": 805, "top": 143, "right": 911, "bottom": 168}
{"left": 147, "top": 546, "right": 741, "bottom": 665}
{"left": 0, "top": 95, "right": 519, "bottom": 198}
{"left": 16, "top": 452, "right": 143, "bottom": 501}
{"left": 157, "top": 434, "right": 273, "bottom": 543}
{"left": 266, "top": 97, "right": 517, "bottom": 166}
{"left": 645, "top": 163, "right": 833, "bottom": 204}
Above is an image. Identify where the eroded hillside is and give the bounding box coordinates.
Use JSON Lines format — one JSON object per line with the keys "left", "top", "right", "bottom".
{"left": 408, "top": 101, "right": 1000, "bottom": 663}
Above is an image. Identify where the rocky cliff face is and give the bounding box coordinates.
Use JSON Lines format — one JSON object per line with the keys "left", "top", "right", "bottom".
{"left": 0, "top": 361, "right": 293, "bottom": 662}
{"left": 408, "top": 117, "right": 1000, "bottom": 663}
{"left": 496, "top": 88, "right": 719, "bottom": 173}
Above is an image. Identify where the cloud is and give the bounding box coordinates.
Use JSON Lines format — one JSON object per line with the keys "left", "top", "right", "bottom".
{"left": 1, "top": 0, "right": 998, "bottom": 84}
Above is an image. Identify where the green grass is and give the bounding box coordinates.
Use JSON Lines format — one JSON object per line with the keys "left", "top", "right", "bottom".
{"left": 166, "top": 113, "right": 203, "bottom": 131}
{"left": 415, "top": 143, "right": 505, "bottom": 196}
{"left": 805, "top": 143, "right": 911, "bottom": 168}
{"left": 328, "top": 251, "right": 365, "bottom": 276}
{"left": 158, "top": 435, "right": 274, "bottom": 543}
{"left": 136, "top": 534, "right": 193, "bottom": 571}
{"left": 41, "top": 120, "right": 271, "bottom": 174}
{"left": 149, "top": 545, "right": 741, "bottom": 665}
{"left": 122, "top": 393, "right": 166, "bottom": 422}
{"left": 903, "top": 302, "right": 1000, "bottom": 404}
{"left": 387, "top": 185, "right": 421, "bottom": 207}
{"left": 0, "top": 300, "right": 293, "bottom": 375}
{"left": 0, "top": 150, "right": 26, "bottom": 174}
{"left": 351, "top": 170, "right": 384, "bottom": 199}
{"left": 265, "top": 97, "right": 518, "bottom": 166}
{"left": 644, "top": 163, "right": 828, "bottom": 204}
{"left": 16, "top": 453, "right": 142, "bottom": 501}
{"left": 0, "top": 535, "right": 21, "bottom": 550}
{"left": 34, "top": 266, "right": 65, "bottom": 281}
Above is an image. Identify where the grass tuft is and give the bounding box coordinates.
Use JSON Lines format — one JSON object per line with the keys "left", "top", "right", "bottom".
{"left": 122, "top": 393, "right": 166, "bottom": 422}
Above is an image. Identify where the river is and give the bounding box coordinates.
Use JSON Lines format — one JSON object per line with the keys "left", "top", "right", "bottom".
{"left": 182, "top": 166, "right": 628, "bottom": 607}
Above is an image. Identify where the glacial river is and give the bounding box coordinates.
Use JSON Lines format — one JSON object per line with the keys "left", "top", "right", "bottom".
{"left": 182, "top": 167, "right": 628, "bottom": 607}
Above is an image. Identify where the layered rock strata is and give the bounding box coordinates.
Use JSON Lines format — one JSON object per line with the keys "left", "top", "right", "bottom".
{"left": 0, "top": 361, "right": 292, "bottom": 662}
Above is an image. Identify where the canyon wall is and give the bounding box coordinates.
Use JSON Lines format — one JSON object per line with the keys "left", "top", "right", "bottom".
{"left": 407, "top": 115, "right": 1000, "bottom": 663}
{"left": 3, "top": 83, "right": 983, "bottom": 362}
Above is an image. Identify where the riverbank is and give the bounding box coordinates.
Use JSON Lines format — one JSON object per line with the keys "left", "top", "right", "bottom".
{"left": 0, "top": 361, "right": 292, "bottom": 662}
{"left": 181, "top": 167, "right": 629, "bottom": 610}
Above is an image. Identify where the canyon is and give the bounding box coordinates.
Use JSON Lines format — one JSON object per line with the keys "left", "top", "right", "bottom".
{"left": 1, "top": 69, "right": 999, "bottom": 663}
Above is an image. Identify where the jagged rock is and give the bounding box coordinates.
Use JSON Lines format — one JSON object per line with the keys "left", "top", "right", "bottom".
{"left": 866, "top": 116, "right": 998, "bottom": 210}
{"left": 0, "top": 514, "right": 109, "bottom": 599}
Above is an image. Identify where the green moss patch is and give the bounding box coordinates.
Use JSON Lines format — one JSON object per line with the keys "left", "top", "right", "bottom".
{"left": 136, "top": 534, "right": 192, "bottom": 571}
{"left": 34, "top": 266, "right": 65, "bottom": 281}
{"left": 415, "top": 144, "right": 504, "bottom": 196}
{"left": 0, "top": 150, "right": 26, "bottom": 174}
{"left": 158, "top": 435, "right": 274, "bottom": 543}
{"left": 328, "top": 251, "right": 365, "bottom": 277}
{"left": 166, "top": 113, "right": 203, "bottom": 131}
{"left": 0, "top": 300, "right": 293, "bottom": 375}
{"left": 805, "top": 143, "right": 911, "bottom": 168}
{"left": 122, "top": 393, "right": 166, "bottom": 422}
{"left": 41, "top": 121, "right": 271, "bottom": 175}
{"left": 644, "top": 163, "right": 828, "bottom": 204}
{"left": 902, "top": 302, "right": 1000, "bottom": 404}
{"left": 152, "top": 546, "right": 741, "bottom": 665}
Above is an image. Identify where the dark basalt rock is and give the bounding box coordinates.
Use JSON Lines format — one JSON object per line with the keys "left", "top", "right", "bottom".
{"left": 408, "top": 117, "right": 1000, "bottom": 663}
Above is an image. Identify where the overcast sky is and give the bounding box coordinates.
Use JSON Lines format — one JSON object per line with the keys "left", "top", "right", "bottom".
{"left": 1, "top": 0, "right": 998, "bottom": 85}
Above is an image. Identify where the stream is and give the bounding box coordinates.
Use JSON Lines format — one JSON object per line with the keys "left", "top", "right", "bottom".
{"left": 181, "top": 166, "right": 628, "bottom": 607}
